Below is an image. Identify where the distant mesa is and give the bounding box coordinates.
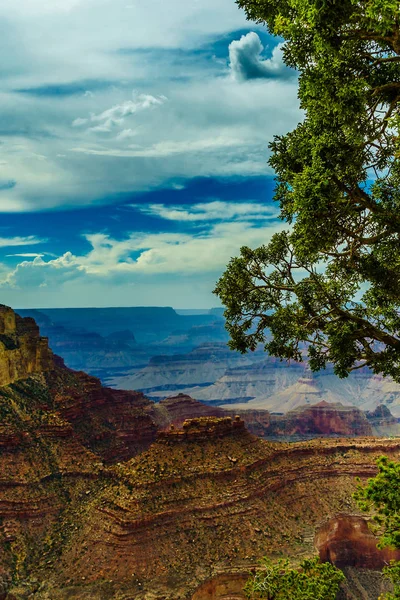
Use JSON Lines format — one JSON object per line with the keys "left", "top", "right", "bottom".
{"left": 159, "top": 393, "right": 225, "bottom": 426}
{"left": 106, "top": 329, "right": 137, "bottom": 344}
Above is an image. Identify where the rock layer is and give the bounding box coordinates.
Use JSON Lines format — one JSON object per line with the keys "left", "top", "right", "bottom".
{"left": 0, "top": 306, "right": 400, "bottom": 599}
{"left": 236, "top": 401, "right": 375, "bottom": 439}
{"left": 32, "top": 431, "right": 400, "bottom": 599}
{"left": 0, "top": 306, "right": 53, "bottom": 387}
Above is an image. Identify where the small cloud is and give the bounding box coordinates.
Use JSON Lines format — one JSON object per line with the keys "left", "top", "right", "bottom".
{"left": 72, "top": 93, "right": 166, "bottom": 134}
{"left": 6, "top": 253, "right": 44, "bottom": 258}
{"left": 131, "top": 200, "right": 279, "bottom": 222}
{"left": 72, "top": 135, "right": 243, "bottom": 157}
{"left": 116, "top": 128, "right": 138, "bottom": 140}
{"left": 229, "top": 32, "right": 294, "bottom": 81}
{"left": 72, "top": 117, "right": 88, "bottom": 127}
{"left": 0, "top": 236, "right": 47, "bottom": 248}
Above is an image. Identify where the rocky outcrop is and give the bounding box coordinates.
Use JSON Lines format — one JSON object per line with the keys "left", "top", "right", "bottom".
{"left": 366, "top": 404, "right": 400, "bottom": 436}
{"left": 265, "top": 401, "right": 372, "bottom": 438}
{"left": 192, "top": 573, "right": 248, "bottom": 600}
{"left": 158, "top": 396, "right": 395, "bottom": 440}
{"left": 315, "top": 514, "right": 400, "bottom": 569}
{"left": 0, "top": 306, "right": 53, "bottom": 387}
{"left": 228, "top": 401, "right": 374, "bottom": 439}
{"left": 45, "top": 359, "right": 158, "bottom": 463}
{"left": 158, "top": 415, "right": 245, "bottom": 443}
{"left": 158, "top": 393, "right": 225, "bottom": 427}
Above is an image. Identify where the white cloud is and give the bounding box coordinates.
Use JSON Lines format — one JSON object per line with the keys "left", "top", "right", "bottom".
{"left": 116, "top": 128, "right": 138, "bottom": 140}
{"left": 0, "top": 0, "right": 301, "bottom": 212}
{"left": 72, "top": 117, "right": 88, "bottom": 127}
{"left": 0, "top": 215, "right": 286, "bottom": 291}
{"left": 229, "top": 32, "right": 293, "bottom": 81}
{"left": 0, "top": 235, "right": 46, "bottom": 247}
{"left": 6, "top": 253, "right": 44, "bottom": 257}
{"left": 134, "top": 201, "right": 279, "bottom": 221}
{"left": 72, "top": 135, "right": 246, "bottom": 157}
{"left": 2, "top": 252, "right": 78, "bottom": 288}
{"left": 75, "top": 94, "right": 166, "bottom": 134}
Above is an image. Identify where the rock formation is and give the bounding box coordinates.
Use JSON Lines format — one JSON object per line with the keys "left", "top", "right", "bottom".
{"left": 0, "top": 305, "right": 53, "bottom": 387}
{"left": 0, "top": 305, "right": 400, "bottom": 599}
{"left": 366, "top": 404, "right": 400, "bottom": 436}
{"left": 236, "top": 401, "right": 374, "bottom": 439}
{"left": 316, "top": 514, "right": 400, "bottom": 569}
{"left": 110, "top": 343, "right": 263, "bottom": 397}
{"left": 158, "top": 393, "right": 225, "bottom": 427}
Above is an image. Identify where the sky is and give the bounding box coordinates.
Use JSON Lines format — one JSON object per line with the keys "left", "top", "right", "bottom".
{"left": 0, "top": 0, "right": 301, "bottom": 309}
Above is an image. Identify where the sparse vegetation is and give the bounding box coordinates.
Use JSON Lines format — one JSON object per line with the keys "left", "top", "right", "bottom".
{"left": 244, "top": 556, "right": 344, "bottom": 599}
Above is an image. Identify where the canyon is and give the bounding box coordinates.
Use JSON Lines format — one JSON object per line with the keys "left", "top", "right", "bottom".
{"left": 0, "top": 305, "right": 399, "bottom": 599}
{"left": 18, "top": 307, "right": 400, "bottom": 417}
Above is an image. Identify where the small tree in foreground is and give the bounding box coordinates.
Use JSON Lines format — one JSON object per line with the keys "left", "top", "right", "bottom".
{"left": 354, "top": 456, "right": 400, "bottom": 599}
{"left": 244, "top": 556, "right": 344, "bottom": 599}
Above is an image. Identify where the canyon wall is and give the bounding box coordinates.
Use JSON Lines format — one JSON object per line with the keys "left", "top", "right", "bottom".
{"left": 0, "top": 306, "right": 399, "bottom": 599}
{"left": 0, "top": 305, "right": 53, "bottom": 387}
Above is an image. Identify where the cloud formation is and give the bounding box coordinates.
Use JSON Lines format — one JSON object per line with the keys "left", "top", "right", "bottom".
{"left": 135, "top": 200, "right": 279, "bottom": 221}
{"left": 0, "top": 202, "right": 285, "bottom": 292}
{"left": 0, "top": 2, "right": 301, "bottom": 307}
{"left": 0, "top": 235, "right": 46, "bottom": 247}
{"left": 229, "top": 32, "right": 293, "bottom": 81}
{"left": 0, "top": 0, "right": 301, "bottom": 213}
{"left": 73, "top": 94, "right": 166, "bottom": 133}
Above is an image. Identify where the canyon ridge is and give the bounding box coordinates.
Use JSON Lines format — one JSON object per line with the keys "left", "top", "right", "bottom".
{"left": 0, "top": 305, "right": 399, "bottom": 599}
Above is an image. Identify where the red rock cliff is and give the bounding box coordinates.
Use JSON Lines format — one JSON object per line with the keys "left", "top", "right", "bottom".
{"left": 315, "top": 514, "right": 400, "bottom": 569}
{"left": 235, "top": 401, "right": 373, "bottom": 438}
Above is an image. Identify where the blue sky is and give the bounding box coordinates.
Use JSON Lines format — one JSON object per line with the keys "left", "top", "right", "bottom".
{"left": 0, "top": 0, "right": 300, "bottom": 308}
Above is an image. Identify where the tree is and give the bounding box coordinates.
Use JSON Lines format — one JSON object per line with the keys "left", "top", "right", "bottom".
{"left": 214, "top": 0, "right": 400, "bottom": 380}
{"left": 244, "top": 556, "right": 344, "bottom": 599}
{"left": 354, "top": 456, "right": 400, "bottom": 599}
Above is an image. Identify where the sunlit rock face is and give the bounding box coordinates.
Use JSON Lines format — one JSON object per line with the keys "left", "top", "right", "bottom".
{"left": 191, "top": 573, "right": 248, "bottom": 600}
{"left": 315, "top": 514, "right": 400, "bottom": 569}
{"left": 0, "top": 305, "right": 53, "bottom": 387}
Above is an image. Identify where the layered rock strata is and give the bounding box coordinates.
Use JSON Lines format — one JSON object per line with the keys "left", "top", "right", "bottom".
{"left": 235, "top": 401, "right": 375, "bottom": 439}
{"left": 29, "top": 430, "right": 400, "bottom": 599}
{"left": 0, "top": 306, "right": 400, "bottom": 599}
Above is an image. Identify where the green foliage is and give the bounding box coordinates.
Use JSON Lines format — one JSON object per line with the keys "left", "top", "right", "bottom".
{"left": 382, "top": 561, "right": 400, "bottom": 600}
{"left": 215, "top": 0, "right": 400, "bottom": 379}
{"left": 244, "top": 556, "right": 344, "bottom": 599}
{"left": 354, "top": 456, "right": 400, "bottom": 599}
{"left": 354, "top": 456, "right": 400, "bottom": 549}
